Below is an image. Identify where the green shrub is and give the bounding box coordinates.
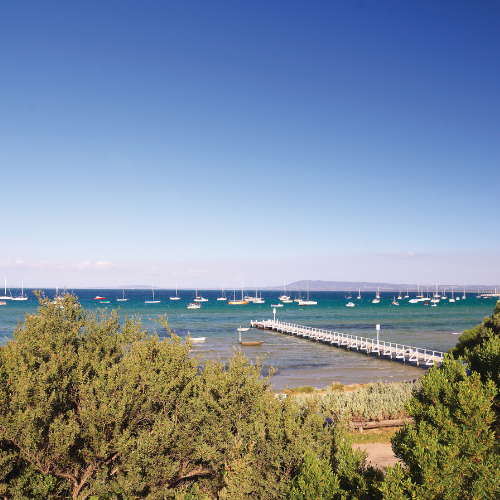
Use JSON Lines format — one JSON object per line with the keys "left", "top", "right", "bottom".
{"left": 0, "top": 293, "right": 336, "bottom": 499}
{"left": 295, "top": 380, "right": 419, "bottom": 423}
{"left": 389, "top": 355, "right": 500, "bottom": 499}
{"left": 292, "top": 385, "right": 315, "bottom": 394}
{"left": 287, "top": 450, "right": 340, "bottom": 500}
{"left": 451, "top": 299, "right": 500, "bottom": 357}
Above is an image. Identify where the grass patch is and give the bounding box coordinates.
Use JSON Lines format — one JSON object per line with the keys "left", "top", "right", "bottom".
{"left": 291, "top": 386, "right": 315, "bottom": 394}
{"left": 348, "top": 427, "right": 399, "bottom": 444}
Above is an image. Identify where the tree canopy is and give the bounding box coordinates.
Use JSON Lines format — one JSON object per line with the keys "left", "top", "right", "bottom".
{"left": 0, "top": 293, "right": 336, "bottom": 499}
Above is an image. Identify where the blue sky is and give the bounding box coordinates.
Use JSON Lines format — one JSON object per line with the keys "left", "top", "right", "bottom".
{"left": 1, "top": 1, "right": 499, "bottom": 288}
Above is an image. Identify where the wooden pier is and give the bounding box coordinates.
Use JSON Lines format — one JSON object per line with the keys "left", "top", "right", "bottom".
{"left": 250, "top": 319, "right": 445, "bottom": 368}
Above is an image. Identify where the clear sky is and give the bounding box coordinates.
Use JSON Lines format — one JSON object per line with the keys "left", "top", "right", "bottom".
{"left": 1, "top": 1, "right": 499, "bottom": 289}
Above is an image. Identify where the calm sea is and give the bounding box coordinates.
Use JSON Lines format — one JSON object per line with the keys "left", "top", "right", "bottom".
{"left": 0, "top": 289, "right": 495, "bottom": 391}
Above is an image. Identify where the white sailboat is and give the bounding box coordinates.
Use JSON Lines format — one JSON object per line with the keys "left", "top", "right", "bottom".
{"left": 194, "top": 289, "right": 208, "bottom": 302}
{"left": 229, "top": 282, "right": 248, "bottom": 305}
{"left": 217, "top": 285, "right": 227, "bottom": 301}
{"left": 170, "top": 284, "right": 181, "bottom": 300}
{"left": 372, "top": 287, "right": 380, "bottom": 304}
{"left": 462, "top": 288, "right": 466, "bottom": 300}
{"left": 253, "top": 287, "right": 265, "bottom": 304}
{"left": 279, "top": 283, "right": 291, "bottom": 302}
{"left": 145, "top": 285, "right": 160, "bottom": 304}
{"left": 449, "top": 285, "right": 455, "bottom": 303}
{"left": 356, "top": 289, "right": 361, "bottom": 299}
{"left": 404, "top": 288, "right": 409, "bottom": 299}
{"left": 254, "top": 294, "right": 265, "bottom": 304}
{"left": 298, "top": 282, "right": 317, "bottom": 306}
{"left": 0, "top": 279, "right": 12, "bottom": 300}
{"left": 117, "top": 290, "right": 128, "bottom": 302}
{"left": 11, "top": 281, "right": 28, "bottom": 301}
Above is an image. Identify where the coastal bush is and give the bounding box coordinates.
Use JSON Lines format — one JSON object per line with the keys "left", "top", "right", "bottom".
{"left": 291, "top": 385, "right": 315, "bottom": 393}
{"left": 0, "top": 293, "right": 343, "bottom": 499}
{"left": 388, "top": 355, "right": 500, "bottom": 499}
{"left": 451, "top": 299, "right": 500, "bottom": 357}
{"left": 294, "top": 380, "right": 419, "bottom": 423}
{"left": 287, "top": 427, "right": 384, "bottom": 500}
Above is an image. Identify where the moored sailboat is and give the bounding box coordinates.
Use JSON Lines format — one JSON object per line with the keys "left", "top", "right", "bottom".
{"left": 298, "top": 282, "right": 317, "bottom": 306}
{"left": 0, "top": 279, "right": 12, "bottom": 300}
{"left": 170, "top": 284, "right": 181, "bottom": 300}
{"left": 11, "top": 281, "right": 28, "bottom": 301}
{"left": 229, "top": 282, "right": 248, "bottom": 305}
{"left": 145, "top": 285, "right": 161, "bottom": 304}
{"left": 217, "top": 285, "right": 227, "bottom": 301}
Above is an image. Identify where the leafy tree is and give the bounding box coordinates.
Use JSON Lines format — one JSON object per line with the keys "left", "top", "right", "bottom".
{"left": 451, "top": 299, "right": 500, "bottom": 357}
{"left": 287, "top": 449, "right": 340, "bottom": 500}
{"left": 0, "top": 293, "right": 337, "bottom": 499}
{"left": 389, "top": 355, "right": 500, "bottom": 499}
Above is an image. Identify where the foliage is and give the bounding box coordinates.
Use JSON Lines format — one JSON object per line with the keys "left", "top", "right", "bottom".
{"left": 331, "top": 427, "right": 384, "bottom": 500}
{"left": 451, "top": 299, "right": 500, "bottom": 357}
{"left": 294, "top": 381, "right": 419, "bottom": 423}
{"left": 287, "top": 449, "right": 340, "bottom": 500}
{"left": 0, "top": 293, "right": 339, "bottom": 499}
{"left": 291, "top": 385, "right": 316, "bottom": 394}
{"left": 287, "top": 426, "right": 384, "bottom": 500}
{"left": 389, "top": 355, "right": 500, "bottom": 499}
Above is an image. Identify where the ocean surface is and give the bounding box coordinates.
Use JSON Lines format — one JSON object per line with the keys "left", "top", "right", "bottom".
{"left": 0, "top": 288, "right": 496, "bottom": 391}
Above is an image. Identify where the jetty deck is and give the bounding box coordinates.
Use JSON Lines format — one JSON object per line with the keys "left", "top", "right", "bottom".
{"left": 250, "top": 319, "right": 445, "bottom": 368}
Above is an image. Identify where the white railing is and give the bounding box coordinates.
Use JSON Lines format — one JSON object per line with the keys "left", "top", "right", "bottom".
{"left": 250, "top": 319, "right": 445, "bottom": 367}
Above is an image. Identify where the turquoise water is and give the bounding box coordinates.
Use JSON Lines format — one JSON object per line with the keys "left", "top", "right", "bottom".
{"left": 0, "top": 289, "right": 496, "bottom": 391}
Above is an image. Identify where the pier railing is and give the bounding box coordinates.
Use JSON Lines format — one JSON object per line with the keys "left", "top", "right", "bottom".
{"left": 250, "top": 319, "right": 445, "bottom": 367}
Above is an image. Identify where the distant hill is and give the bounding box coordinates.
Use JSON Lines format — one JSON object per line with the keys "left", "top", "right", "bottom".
{"left": 263, "top": 280, "right": 499, "bottom": 292}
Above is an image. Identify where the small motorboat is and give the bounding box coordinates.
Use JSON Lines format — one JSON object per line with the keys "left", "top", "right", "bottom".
{"left": 238, "top": 327, "right": 263, "bottom": 346}
{"left": 94, "top": 296, "right": 105, "bottom": 300}
{"left": 187, "top": 303, "right": 201, "bottom": 309}
{"left": 346, "top": 302, "right": 355, "bottom": 307}
{"left": 191, "top": 337, "right": 206, "bottom": 343}
{"left": 271, "top": 304, "right": 283, "bottom": 307}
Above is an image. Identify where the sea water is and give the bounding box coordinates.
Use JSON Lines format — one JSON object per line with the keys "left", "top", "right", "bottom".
{"left": 0, "top": 289, "right": 495, "bottom": 391}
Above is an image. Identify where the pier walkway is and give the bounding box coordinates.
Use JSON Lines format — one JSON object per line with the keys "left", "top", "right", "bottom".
{"left": 250, "top": 319, "right": 445, "bottom": 368}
